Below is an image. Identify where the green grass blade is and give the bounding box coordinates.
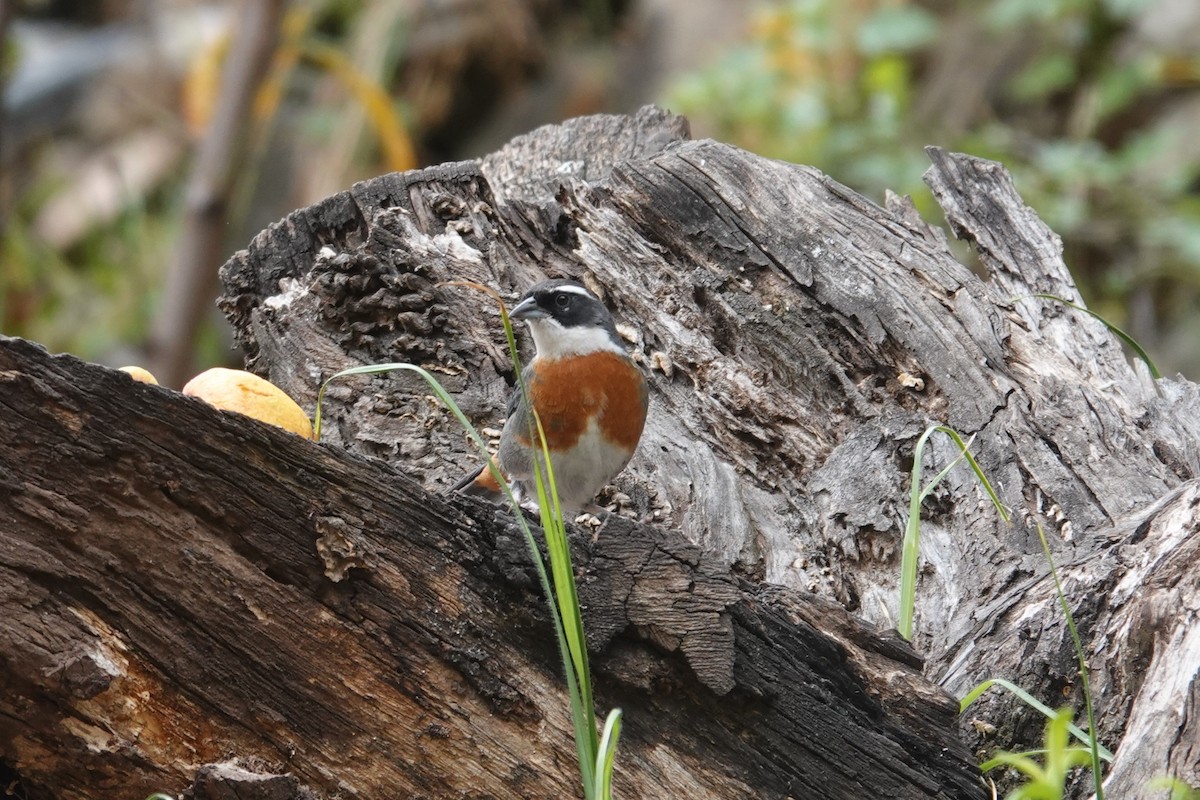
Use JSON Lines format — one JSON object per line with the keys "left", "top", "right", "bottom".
{"left": 485, "top": 286, "right": 604, "bottom": 793}
{"left": 532, "top": 446, "right": 589, "bottom": 688}
{"left": 980, "top": 746, "right": 1094, "bottom": 775}
{"left": 929, "top": 426, "right": 1010, "bottom": 524}
{"left": 979, "top": 709, "right": 1096, "bottom": 798}
{"left": 316, "top": 359, "right": 600, "bottom": 792}
{"left": 898, "top": 425, "right": 938, "bottom": 640}
{"left": 899, "top": 424, "right": 1010, "bottom": 640}
{"left": 317, "top": 282, "right": 623, "bottom": 798}
{"left": 594, "top": 708, "right": 623, "bottom": 800}
{"left": 516, "top": 358, "right": 599, "bottom": 778}
{"left": 1018, "top": 293, "right": 1161, "bottom": 380}
{"left": 316, "top": 362, "right": 489, "bottom": 455}
{"left": 960, "top": 678, "right": 1114, "bottom": 762}
{"left": 559, "top": 630, "right": 597, "bottom": 794}
{"left": 918, "top": 435, "right": 973, "bottom": 502}
{"left": 1033, "top": 518, "right": 1106, "bottom": 796}
{"left": 493, "top": 287, "right": 602, "bottom": 792}
{"left": 493, "top": 300, "right": 600, "bottom": 792}
{"left": 531, "top": 447, "right": 599, "bottom": 769}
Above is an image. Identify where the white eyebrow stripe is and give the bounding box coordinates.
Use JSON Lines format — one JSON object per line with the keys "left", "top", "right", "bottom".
{"left": 551, "top": 284, "right": 594, "bottom": 298}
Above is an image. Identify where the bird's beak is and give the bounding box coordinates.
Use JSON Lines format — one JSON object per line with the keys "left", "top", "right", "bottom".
{"left": 509, "top": 296, "right": 547, "bottom": 321}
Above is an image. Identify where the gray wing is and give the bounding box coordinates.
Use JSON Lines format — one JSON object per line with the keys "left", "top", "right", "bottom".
{"left": 497, "top": 365, "right": 537, "bottom": 481}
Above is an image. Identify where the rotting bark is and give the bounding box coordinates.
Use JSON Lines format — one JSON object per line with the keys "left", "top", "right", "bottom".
{"left": 217, "top": 105, "right": 1200, "bottom": 797}
{"left": 3, "top": 105, "right": 1198, "bottom": 798}
{"left": 0, "top": 335, "right": 980, "bottom": 799}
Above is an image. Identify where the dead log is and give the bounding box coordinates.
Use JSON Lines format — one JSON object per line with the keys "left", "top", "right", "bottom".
{"left": 214, "top": 105, "right": 1200, "bottom": 796}
{"left": 3, "top": 105, "right": 1196, "bottom": 799}
{"left": 0, "top": 331, "right": 980, "bottom": 799}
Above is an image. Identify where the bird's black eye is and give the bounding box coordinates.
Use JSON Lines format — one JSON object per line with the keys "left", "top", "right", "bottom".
{"left": 554, "top": 293, "right": 571, "bottom": 308}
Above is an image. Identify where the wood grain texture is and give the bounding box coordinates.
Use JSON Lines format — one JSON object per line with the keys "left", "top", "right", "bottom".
{"left": 209, "top": 106, "right": 1200, "bottom": 797}
{"left": 0, "top": 334, "right": 983, "bottom": 798}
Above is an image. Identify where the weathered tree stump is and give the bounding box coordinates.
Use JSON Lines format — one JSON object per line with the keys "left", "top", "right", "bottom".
{"left": 3, "top": 106, "right": 1197, "bottom": 799}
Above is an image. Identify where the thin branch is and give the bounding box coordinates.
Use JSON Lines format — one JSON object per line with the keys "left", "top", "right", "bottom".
{"left": 148, "top": 0, "right": 287, "bottom": 387}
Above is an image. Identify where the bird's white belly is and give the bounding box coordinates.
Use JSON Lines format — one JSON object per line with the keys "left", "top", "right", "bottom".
{"left": 543, "top": 419, "right": 631, "bottom": 510}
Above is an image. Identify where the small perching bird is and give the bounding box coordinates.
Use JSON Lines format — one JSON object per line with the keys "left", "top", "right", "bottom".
{"left": 455, "top": 279, "right": 649, "bottom": 512}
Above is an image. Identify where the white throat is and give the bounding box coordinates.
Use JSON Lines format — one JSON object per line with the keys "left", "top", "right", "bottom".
{"left": 527, "top": 318, "right": 626, "bottom": 360}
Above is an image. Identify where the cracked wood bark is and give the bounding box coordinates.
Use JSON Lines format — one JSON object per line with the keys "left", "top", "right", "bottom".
{"left": 2, "top": 105, "right": 1196, "bottom": 799}
{"left": 0, "top": 335, "right": 978, "bottom": 799}
{"left": 215, "top": 106, "right": 1200, "bottom": 796}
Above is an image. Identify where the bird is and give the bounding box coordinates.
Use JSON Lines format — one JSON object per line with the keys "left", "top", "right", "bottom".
{"left": 454, "top": 278, "right": 648, "bottom": 513}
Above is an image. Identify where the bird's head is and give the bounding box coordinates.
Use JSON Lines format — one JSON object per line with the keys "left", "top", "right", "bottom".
{"left": 509, "top": 279, "right": 625, "bottom": 360}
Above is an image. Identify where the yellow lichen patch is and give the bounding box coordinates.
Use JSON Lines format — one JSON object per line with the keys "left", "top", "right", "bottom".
{"left": 182, "top": 367, "right": 313, "bottom": 439}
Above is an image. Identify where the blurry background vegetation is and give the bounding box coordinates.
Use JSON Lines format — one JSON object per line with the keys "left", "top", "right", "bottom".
{"left": 2, "top": 0, "right": 1198, "bottom": 385}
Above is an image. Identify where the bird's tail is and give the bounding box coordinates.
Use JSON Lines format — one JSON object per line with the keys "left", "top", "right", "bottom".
{"left": 452, "top": 463, "right": 505, "bottom": 497}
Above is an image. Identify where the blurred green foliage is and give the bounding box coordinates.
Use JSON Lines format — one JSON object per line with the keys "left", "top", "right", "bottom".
{"left": 668, "top": 0, "right": 1200, "bottom": 375}
{"left": 670, "top": 0, "right": 935, "bottom": 195}
{"left": 1, "top": 183, "right": 182, "bottom": 362}
{"left": 6, "top": 0, "right": 1200, "bottom": 376}
{"left": 1, "top": 0, "right": 415, "bottom": 369}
